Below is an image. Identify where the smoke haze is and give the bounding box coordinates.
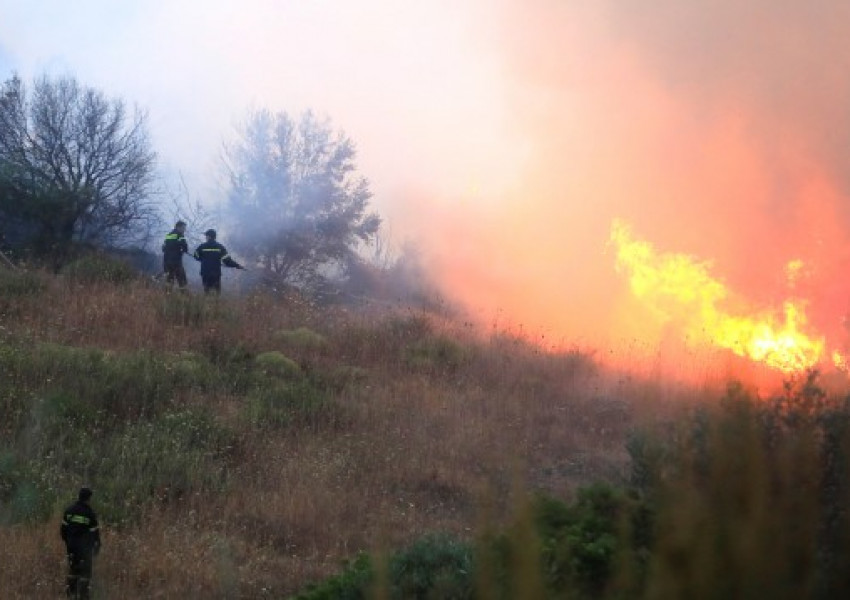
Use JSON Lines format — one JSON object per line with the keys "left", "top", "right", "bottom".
{"left": 3, "top": 0, "right": 850, "bottom": 375}
{"left": 408, "top": 0, "right": 850, "bottom": 370}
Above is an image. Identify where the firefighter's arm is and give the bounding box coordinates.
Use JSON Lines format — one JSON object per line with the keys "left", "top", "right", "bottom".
{"left": 220, "top": 247, "right": 243, "bottom": 269}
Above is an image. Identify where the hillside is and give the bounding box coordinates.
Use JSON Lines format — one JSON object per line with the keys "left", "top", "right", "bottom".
{"left": 5, "top": 263, "right": 850, "bottom": 599}
{"left": 0, "top": 263, "right": 660, "bottom": 598}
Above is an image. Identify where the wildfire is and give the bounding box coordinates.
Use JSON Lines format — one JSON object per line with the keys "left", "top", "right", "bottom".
{"left": 610, "top": 219, "right": 825, "bottom": 374}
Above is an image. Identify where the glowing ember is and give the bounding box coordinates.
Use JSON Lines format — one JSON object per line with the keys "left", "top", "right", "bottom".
{"left": 610, "top": 219, "right": 824, "bottom": 373}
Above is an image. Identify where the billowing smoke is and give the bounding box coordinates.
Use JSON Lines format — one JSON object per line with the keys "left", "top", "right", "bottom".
{"left": 394, "top": 0, "right": 850, "bottom": 375}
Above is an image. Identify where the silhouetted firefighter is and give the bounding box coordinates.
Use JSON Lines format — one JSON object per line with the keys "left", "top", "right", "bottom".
{"left": 193, "top": 228, "right": 244, "bottom": 293}
{"left": 162, "top": 220, "right": 189, "bottom": 289}
{"left": 60, "top": 487, "right": 101, "bottom": 599}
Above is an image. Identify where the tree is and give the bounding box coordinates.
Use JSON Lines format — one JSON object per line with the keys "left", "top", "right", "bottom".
{"left": 223, "top": 109, "right": 381, "bottom": 288}
{"left": 0, "top": 74, "right": 157, "bottom": 256}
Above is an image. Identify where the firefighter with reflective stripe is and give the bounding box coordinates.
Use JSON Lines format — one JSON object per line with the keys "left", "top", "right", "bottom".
{"left": 162, "top": 220, "right": 189, "bottom": 289}
{"left": 60, "top": 487, "right": 101, "bottom": 599}
{"left": 193, "top": 229, "right": 244, "bottom": 293}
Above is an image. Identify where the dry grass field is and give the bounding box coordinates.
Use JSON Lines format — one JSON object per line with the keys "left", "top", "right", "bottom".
{"left": 4, "top": 266, "right": 843, "bottom": 599}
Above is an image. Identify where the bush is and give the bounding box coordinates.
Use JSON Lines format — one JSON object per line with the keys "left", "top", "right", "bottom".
{"left": 294, "top": 534, "right": 474, "bottom": 600}
{"left": 254, "top": 351, "right": 302, "bottom": 379}
{"left": 389, "top": 533, "right": 474, "bottom": 600}
{"left": 536, "top": 486, "right": 635, "bottom": 598}
{"left": 167, "top": 351, "right": 216, "bottom": 386}
{"left": 293, "top": 554, "right": 374, "bottom": 600}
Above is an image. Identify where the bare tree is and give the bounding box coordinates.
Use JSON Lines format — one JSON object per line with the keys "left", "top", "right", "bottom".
{"left": 0, "top": 73, "right": 157, "bottom": 257}
{"left": 222, "top": 109, "right": 381, "bottom": 289}
{"left": 164, "top": 172, "right": 217, "bottom": 238}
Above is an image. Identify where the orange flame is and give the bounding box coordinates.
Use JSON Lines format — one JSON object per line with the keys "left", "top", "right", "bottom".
{"left": 610, "top": 219, "right": 825, "bottom": 374}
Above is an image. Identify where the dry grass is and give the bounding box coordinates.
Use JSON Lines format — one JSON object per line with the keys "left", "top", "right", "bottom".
{"left": 0, "top": 271, "right": 705, "bottom": 598}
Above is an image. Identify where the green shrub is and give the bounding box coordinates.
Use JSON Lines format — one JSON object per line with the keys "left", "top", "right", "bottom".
{"left": 167, "top": 351, "right": 216, "bottom": 386}
{"left": 293, "top": 554, "right": 374, "bottom": 600}
{"left": 294, "top": 535, "right": 474, "bottom": 600}
{"left": 389, "top": 533, "right": 474, "bottom": 600}
{"left": 536, "top": 486, "right": 633, "bottom": 598}
{"left": 254, "top": 351, "right": 302, "bottom": 379}
{"left": 62, "top": 253, "right": 138, "bottom": 284}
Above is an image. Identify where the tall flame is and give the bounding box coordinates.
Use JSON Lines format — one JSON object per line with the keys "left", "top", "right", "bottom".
{"left": 610, "top": 219, "right": 824, "bottom": 374}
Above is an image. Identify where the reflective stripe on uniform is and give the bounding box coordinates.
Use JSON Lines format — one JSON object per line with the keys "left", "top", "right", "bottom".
{"left": 67, "top": 514, "right": 91, "bottom": 525}
{"left": 201, "top": 248, "right": 222, "bottom": 252}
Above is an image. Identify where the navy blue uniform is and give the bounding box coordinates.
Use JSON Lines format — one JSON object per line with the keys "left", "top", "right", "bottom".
{"left": 60, "top": 500, "right": 101, "bottom": 599}
{"left": 162, "top": 228, "right": 189, "bottom": 287}
{"left": 193, "top": 240, "right": 242, "bottom": 293}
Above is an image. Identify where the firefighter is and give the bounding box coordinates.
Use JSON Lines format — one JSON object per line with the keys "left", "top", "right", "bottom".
{"left": 162, "top": 220, "right": 189, "bottom": 289}
{"left": 193, "top": 229, "right": 244, "bottom": 294}
{"left": 60, "top": 487, "right": 101, "bottom": 599}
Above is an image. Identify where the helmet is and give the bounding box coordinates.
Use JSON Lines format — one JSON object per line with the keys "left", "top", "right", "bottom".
{"left": 78, "top": 487, "right": 93, "bottom": 502}
{"left": 204, "top": 229, "right": 217, "bottom": 239}
{"left": 175, "top": 220, "right": 187, "bottom": 228}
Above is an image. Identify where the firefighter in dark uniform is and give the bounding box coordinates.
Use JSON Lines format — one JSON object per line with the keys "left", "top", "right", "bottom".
{"left": 162, "top": 220, "right": 189, "bottom": 289}
{"left": 193, "top": 229, "right": 244, "bottom": 293}
{"left": 60, "top": 487, "right": 101, "bottom": 599}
